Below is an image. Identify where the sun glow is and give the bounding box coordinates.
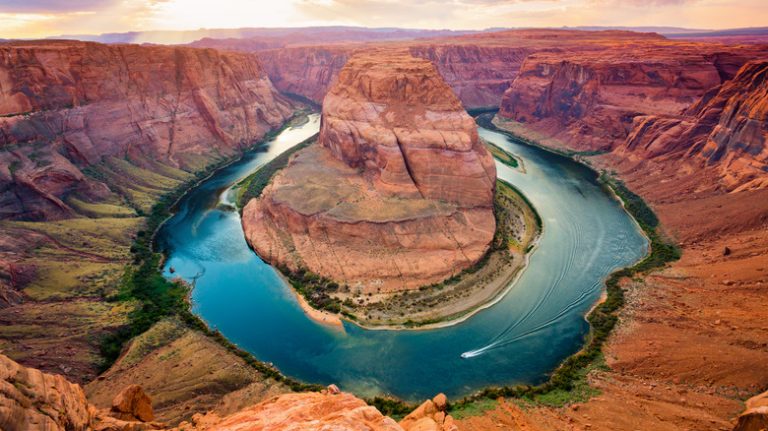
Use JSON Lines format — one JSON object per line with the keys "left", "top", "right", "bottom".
{"left": 147, "top": 0, "right": 299, "bottom": 31}
{"left": 0, "top": 0, "right": 767, "bottom": 40}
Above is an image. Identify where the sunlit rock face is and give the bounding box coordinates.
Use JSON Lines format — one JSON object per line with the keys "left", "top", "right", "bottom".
{"left": 621, "top": 60, "right": 768, "bottom": 191}
{"left": 497, "top": 45, "right": 768, "bottom": 153}
{"left": 243, "top": 50, "right": 497, "bottom": 293}
{"left": 0, "top": 40, "right": 293, "bottom": 221}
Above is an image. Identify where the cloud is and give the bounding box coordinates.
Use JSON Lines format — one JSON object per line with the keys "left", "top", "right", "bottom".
{"left": 296, "top": 0, "right": 542, "bottom": 28}
{"left": 0, "top": 0, "right": 117, "bottom": 13}
{"left": 592, "top": 0, "right": 697, "bottom": 5}
{"left": 0, "top": 0, "right": 766, "bottom": 39}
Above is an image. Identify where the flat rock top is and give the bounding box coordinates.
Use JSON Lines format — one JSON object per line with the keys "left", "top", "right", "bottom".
{"left": 270, "top": 143, "right": 457, "bottom": 223}
{"left": 328, "top": 49, "right": 465, "bottom": 110}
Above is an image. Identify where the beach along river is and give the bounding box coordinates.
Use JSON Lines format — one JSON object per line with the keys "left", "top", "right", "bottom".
{"left": 156, "top": 113, "right": 648, "bottom": 401}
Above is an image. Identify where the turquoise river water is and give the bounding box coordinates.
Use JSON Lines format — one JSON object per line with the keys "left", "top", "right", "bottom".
{"left": 157, "top": 113, "right": 648, "bottom": 401}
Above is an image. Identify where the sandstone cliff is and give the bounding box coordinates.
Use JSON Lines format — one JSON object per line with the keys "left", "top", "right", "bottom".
{"left": 0, "top": 40, "right": 293, "bottom": 221}
{"left": 497, "top": 44, "right": 768, "bottom": 152}
{"left": 257, "top": 46, "right": 354, "bottom": 104}
{"left": 259, "top": 44, "right": 531, "bottom": 109}
{"left": 622, "top": 60, "right": 768, "bottom": 191}
{"left": 0, "top": 353, "right": 168, "bottom": 431}
{"left": 408, "top": 45, "right": 533, "bottom": 109}
{"left": 254, "top": 29, "right": 668, "bottom": 109}
{"left": 243, "top": 50, "right": 496, "bottom": 293}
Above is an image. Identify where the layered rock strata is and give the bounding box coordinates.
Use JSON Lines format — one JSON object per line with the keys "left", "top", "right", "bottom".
{"left": 253, "top": 29, "right": 669, "bottom": 109}
{"left": 497, "top": 45, "right": 768, "bottom": 152}
{"left": 621, "top": 60, "right": 768, "bottom": 191}
{"left": 243, "top": 50, "right": 496, "bottom": 292}
{"left": 0, "top": 40, "right": 293, "bottom": 221}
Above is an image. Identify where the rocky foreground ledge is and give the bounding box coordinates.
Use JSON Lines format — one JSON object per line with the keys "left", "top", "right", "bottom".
{"left": 0, "top": 352, "right": 461, "bottom": 431}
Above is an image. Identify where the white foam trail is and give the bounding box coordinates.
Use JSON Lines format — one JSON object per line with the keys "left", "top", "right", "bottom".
{"left": 461, "top": 349, "right": 487, "bottom": 359}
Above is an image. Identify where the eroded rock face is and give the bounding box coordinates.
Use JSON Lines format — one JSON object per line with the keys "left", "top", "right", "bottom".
{"left": 112, "top": 385, "right": 155, "bottom": 423}
{"left": 258, "top": 46, "right": 353, "bottom": 104}
{"left": 497, "top": 45, "right": 767, "bottom": 152}
{"left": 243, "top": 50, "right": 496, "bottom": 292}
{"left": 318, "top": 51, "right": 496, "bottom": 207}
{"left": 399, "top": 393, "right": 457, "bottom": 431}
{"left": 408, "top": 45, "right": 533, "bottom": 109}
{"left": 733, "top": 391, "right": 768, "bottom": 431}
{"left": 623, "top": 60, "right": 768, "bottom": 191}
{"left": 0, "top": 40, "right": 293, "bottom": 220}
{"left": 176, "top": 391, "right": 402, "bottom": 431}
{"left": 0, "top": 353, "right": 93, "bottom": 431}
{"left": 0, "top": 353, "right": 162, "bottom": 431}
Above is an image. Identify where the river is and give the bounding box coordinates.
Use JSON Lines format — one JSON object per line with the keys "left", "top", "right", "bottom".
{"left": 157, "top": 113, "right": 648, "bottom": 401}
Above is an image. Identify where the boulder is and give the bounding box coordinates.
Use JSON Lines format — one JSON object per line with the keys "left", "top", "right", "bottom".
{"left": 111, "top": 385, "right": 155, "bottom": 422}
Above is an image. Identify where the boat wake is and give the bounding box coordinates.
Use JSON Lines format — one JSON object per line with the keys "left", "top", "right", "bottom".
{"left": 460, "top": 214, "right": 608, "bottom": 360}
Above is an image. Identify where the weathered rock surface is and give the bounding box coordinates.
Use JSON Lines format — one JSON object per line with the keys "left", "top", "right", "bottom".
{"left": 734, "top": 391, "right": 768, "bottom": 431}
{"left": 2, "top": 353, "right": 409, "bottom": 431}
{"left": 622, "top": 60, "right": 768, "bottom": 191}
{"left": 0, "top": 40, "right": 293, "bottom": 221}
{"left": 243, "top": 50, "right": 496, "bottom": 292}
{"left": 85, "top": 318, "right": 291, "bottom": 425}
{"left": 0, "top": 352, "right": 93, "bottom": 430}
{"left": 0, "top": 353, "right": 162, "bottom": 431}
{"left": 498, "top": 44, "right": 768, "bottom": 152}
{"left": 399, "top": 393, "right": 457, "bottom": 431}
{"left": 111, "top": 385, "right": 154, "bottom": 423}
{"left": 174, "top": 390, "right": 402, "bottom": 431}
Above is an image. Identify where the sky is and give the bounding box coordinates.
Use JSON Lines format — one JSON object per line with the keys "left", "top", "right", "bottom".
{"left": 0, "top": 0, "right": 766, "bottom": 40}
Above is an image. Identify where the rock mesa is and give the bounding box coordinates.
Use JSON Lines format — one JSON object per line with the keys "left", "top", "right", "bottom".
{"left": 243, "top": 50, "right": 496, "bottom": 292}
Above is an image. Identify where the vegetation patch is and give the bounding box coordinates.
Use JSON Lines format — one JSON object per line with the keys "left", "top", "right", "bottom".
{"left": 368, "top": 396, "right": 416, "bottom": 419}
{"left": 483, "top": 139, "right": 519, "bottom": 168}
{"left": 449, "top": 397, "right": 499, "bottom": 419}
{"left": 236, "top": 135, "right": 318, "bottom": 209}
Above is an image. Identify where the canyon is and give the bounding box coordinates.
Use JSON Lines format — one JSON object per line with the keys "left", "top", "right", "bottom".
{"left": 234, "top": 29, "right": 672, "bottom": 110}
{"left": 0, "top": 40, "right": 293, "bottom": 222}
{"left": 0, "top": 40, "right": 295, "bottom": 392}
{"left": 0, "top": 27, "right": 766, "bottom": 431}
{"left": 495, "top": 43, "right": 767, "bottom": 153}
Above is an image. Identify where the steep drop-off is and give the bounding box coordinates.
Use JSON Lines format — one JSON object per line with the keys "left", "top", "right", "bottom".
{"left": 0, "top": 40, "right": 293, "bottom": 221}
{"left": 497, "top": 44, "right": 768, "bottom": 152}
{"left": 622, "top": 60, "right": 768, "bottom": 191}
{"left": 0, "top": 40, "right": 294, "bottom": 382}
{"left": 242, "top": 50, "right": 496, "bottom": 293}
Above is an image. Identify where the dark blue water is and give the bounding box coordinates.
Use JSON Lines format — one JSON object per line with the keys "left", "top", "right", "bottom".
{"left": 157, "top": 113, "right": 648, "bottom": 401}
